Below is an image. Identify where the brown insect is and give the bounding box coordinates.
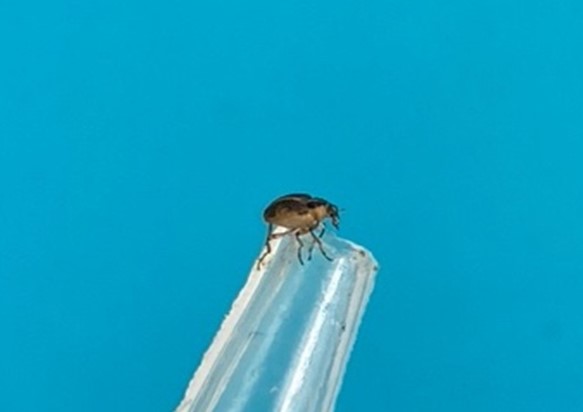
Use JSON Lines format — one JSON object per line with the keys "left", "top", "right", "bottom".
{"left": 256, "top": 193, "right": 340, "bottom": 269}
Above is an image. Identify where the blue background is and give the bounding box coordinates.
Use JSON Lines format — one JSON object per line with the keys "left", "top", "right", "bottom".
{"left": 1, "top": 0, "right": 582, "bottom": 410}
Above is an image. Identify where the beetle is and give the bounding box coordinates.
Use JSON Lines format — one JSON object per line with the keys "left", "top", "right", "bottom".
{"left": 256, "top": 193, "right": 340, "bottom": 269}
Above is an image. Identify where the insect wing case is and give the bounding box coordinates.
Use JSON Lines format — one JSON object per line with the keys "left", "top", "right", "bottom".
{"left": 176, "top": 232, "right": 378, "bottom": 412}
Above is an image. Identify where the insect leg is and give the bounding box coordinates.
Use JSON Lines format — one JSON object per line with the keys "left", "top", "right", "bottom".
{"left": 256, "top": 223, "right": 274, "bottom": 269}
{"left": 309, "top": 228, "right": 333, "bottom": 261}
{"left": 307, "top": 224, "right": 325, "bottom": 260}
{"left": 294, "top": 231, "right": 305, "bottom": 265}
{"left": 307, "top": 241, "right": 315, "bottom": 261}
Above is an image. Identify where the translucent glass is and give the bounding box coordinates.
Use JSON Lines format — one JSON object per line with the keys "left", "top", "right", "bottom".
{"left": 175, "top": 230, "right": 378, "bottom": 412}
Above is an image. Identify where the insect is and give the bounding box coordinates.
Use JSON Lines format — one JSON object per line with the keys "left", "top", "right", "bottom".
{"left": 256, "top": 193, "right": 340, "bottom": 269}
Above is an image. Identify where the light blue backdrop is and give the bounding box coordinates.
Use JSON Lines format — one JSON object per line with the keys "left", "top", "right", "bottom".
{"left": 1, "top": 0, "right": 582, "bottom": 411}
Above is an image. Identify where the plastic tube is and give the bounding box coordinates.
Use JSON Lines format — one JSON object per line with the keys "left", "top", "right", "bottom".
{"left": 175, "top": 230, "right": 378, "bottom": 412}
